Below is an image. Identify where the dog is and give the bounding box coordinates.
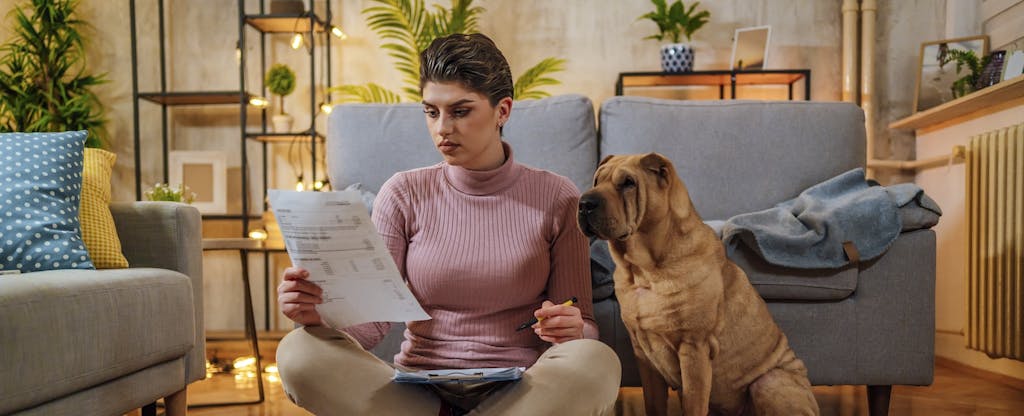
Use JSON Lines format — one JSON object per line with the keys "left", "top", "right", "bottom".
{"left": 578, "top": 153, "right": 819, "bottom": 416}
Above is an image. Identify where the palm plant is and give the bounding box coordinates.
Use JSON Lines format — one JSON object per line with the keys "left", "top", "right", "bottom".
{"left": 329, "top": 0, "right": 567, "bottom": 103}
{"left": 0, "top": 0, "right": 108, "bottom": 148}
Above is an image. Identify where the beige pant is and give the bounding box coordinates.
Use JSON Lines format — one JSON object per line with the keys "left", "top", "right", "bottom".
{"left": 277, "top": 326, "right": 622, "bottom": 416}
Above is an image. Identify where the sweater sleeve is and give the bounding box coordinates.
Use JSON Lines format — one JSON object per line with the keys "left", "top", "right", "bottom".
{"left": 545, "top": 178, "right": 596, "bottom": 334}
{"left": 340, "top": 175, "right": 413, "bottom": 350}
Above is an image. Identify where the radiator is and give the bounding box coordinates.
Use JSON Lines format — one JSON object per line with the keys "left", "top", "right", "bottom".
{"left": 965, "top": 122, "right": 1024, "bottom": 361}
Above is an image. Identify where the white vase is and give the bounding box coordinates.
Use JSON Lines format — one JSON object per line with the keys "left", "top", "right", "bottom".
{"left": 660, "top": 43, "right": 694, "bottom": 73}
{"left": 272, "top": 114, "right": 293, "bottom": 133}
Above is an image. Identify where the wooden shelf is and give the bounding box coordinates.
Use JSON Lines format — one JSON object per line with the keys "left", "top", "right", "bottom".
{"left": 139, "top": 91, "right": 255, "bottom": 106}
{"left": 890, "top": 75, "right": 1024, "bottom": 132}
{"left": 245, "top": 132, "right": 325, "bottom": 143}
{"left": 245, "top": 14, "right": 327, "bottom": 33}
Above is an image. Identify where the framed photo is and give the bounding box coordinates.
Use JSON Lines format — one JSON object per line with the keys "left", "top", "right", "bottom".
{"left": 169, "top": 150, "right": 227, "bottom": 214}
{"left": 913, "top": 35, "right": 989, "bottom": 113}
{"left": 730, "top": 26, "right": 771, "bottom": 70}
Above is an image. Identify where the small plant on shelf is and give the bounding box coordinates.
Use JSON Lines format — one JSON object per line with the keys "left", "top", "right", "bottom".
{"left": 265, "top": 63, "right": 297, "bottom": 132}
{"left": 144, "top": 183, "right": 196, "bottom": 204}
{"left": 637, "top": 0, "right": 711, "bottom": 73}
{"left": 943, "top": 49, "right": 993, "bottom": 99}
{"left": 638, "top": 0, "right": 710, "bottom": 44}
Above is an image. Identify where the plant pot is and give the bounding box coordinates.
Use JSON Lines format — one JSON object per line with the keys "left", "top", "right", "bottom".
{"left": 269, "top": 0, "right": 305, "bottom": 14}
{"left": 661, "top": 43, "right": 694, "bottom": 73}
{"left": 272, "top": 114, "right": 293, "bottom": 133}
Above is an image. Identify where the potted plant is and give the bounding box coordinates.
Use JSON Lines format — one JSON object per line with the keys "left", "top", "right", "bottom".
{"left": 638, "top": 0, "right": 711, "bottom": 73}
{"left": 265, "top": 63, "right": 297, "bottom": 132}
{"left": 944, "top": 49, "right": 997, "bottom": 99}
{"left": 0, "top": 0, "right": 108, "bottom": 148}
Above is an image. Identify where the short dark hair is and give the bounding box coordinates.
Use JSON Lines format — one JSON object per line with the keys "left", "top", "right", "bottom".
{"left": 419, "top": 33, "right": 513, "bottom": 105}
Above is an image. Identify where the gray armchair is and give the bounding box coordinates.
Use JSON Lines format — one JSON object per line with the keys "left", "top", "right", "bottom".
{"left": 0, "top": 202, "right": 204, "bottom": 415}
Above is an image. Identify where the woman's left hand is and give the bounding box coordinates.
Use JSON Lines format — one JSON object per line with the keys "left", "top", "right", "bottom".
{"left": 532, "top": 300, "right": 584, "bottom": 344}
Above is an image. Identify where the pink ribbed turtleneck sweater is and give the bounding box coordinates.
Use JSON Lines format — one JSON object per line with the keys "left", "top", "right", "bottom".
{"left": 344, "top": 143, "right": 593, "bottom": 370}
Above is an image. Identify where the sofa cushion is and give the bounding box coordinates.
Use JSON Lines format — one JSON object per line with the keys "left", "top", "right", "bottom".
{"left": 80, "top": 148, "right": 129, "bottom": 269}
{"left": 501, "top": 94, "right": 598, "bottom": 192}
{"left": 590, "top": 239, "right": 855, "bottom": 302}
{"left": 327, "top": 94, "right": 599, "bottom": 193}
{"left": 0, "top": 268, "right": 195, "bottom": 414}
{"left": 0, "top": 131, "right": 94, "bottom": 273}
{"left": 599, "top": 98, "right": 866, "bottom": 220}
{"left": 729, "top": 241, "right": 857, "bottom": 301}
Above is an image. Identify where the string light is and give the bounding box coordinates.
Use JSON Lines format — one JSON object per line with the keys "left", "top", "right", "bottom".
{"left": 248, "top": 96, "right": 269, "bottom": 107}
{"left": 248, "top": 229, "right": 268, "bottom": 241}
{"left": 330, "top": 25, "right": 347, "bottom": 40}
{"left": 320, "top": 102, "right": 333, "bottom": 114}
{"left": 290, "top": 33, "right": 304, "bottom": 50}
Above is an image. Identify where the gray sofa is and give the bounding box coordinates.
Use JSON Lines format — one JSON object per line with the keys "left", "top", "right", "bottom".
{"left": 327, "top": 95, "right": 935, "bottom": 415}
{"left": 0, "top": 202, "right": 205, "bottom": 415}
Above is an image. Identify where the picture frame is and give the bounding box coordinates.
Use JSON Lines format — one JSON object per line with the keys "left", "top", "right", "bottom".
{"left": 168, "top": 150, "right": 227, "bottom": 214}
{"left": 730, "top": 25, "right": 771, "bottom": 70}
{"left": 913, "top": 35, "right": 989, "bottom": 113}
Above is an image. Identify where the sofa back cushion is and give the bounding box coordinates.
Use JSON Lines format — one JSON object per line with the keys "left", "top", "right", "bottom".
{"left": 599, "top": 98, "right": 866, "bottom": 220}
{"left": 327, "top": 94, "right": 599, "bottom": 193}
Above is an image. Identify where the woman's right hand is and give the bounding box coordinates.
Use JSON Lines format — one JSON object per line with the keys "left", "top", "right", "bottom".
{"left": 277, "top": 267, "right": 326, "bottom": 326}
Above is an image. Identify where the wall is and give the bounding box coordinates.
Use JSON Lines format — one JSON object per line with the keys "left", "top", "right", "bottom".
{"left": 0, "top": 1, "right": 947, "bottom": 332}
{"left": 917, "top": 0, "right": 1024, "bottom": 381}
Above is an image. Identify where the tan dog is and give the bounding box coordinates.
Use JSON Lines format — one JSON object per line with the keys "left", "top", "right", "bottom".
{"left": 578, "top": 153, "right": 819, "bottom": 416}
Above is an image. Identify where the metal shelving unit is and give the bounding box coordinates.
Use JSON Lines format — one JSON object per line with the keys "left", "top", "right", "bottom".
{"left": 128, "top": 0, "right": 335, "bottom": 410}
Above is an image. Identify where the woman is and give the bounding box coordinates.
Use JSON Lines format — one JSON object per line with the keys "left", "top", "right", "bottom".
{"left": 275, "top": 33, "right": 621, "bottom": 415}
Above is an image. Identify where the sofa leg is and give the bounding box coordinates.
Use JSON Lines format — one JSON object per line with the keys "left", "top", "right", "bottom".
{"left": 165, "top": 387, "right": 187, "bottom": 416}
{"left": 867, "top": 385, "right": 891, "bottom": 416}
{"left": 141, "top": 402, "right": 157, "bottom": 416}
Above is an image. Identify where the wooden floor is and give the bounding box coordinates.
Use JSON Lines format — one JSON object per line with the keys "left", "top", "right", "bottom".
{"left": 177, "top": 339, "right": 1024, "bottom": 415}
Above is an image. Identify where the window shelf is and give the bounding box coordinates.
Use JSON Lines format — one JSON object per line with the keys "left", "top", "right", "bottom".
{"left": 890, "top": 75, "right": 1024, "bottom": 132}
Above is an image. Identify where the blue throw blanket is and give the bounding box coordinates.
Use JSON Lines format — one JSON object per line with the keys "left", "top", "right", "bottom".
{"left": 719, "top": 168, "right": 942, "bottom": 269}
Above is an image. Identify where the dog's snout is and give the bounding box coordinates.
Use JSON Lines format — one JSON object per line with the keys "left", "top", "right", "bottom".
{"left": 579, "top": 194, "right": 601, "bottom": 214}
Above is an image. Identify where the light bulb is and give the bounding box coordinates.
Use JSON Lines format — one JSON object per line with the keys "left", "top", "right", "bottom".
{"left": 291, "top": 33, "right": 304, "bottom": 50}
{"left": 295, "top": 181, "right": 305, "bottom": 191}
{"left": 330, "top": 26, "right": 347, "bottom": 40}
{"left": 320, "top": 102, "right": 333, "bottom": 114}
{"left": 313, "top": 180, "right": 324, "bottom": 190}
{"left": 233, "top": 356, "right": 256, "bottom": 370}
{"left": 248, "top": 229, "right": 268, "bottom": 241}
{"left": 249, "top": 96, "right": 269, "bottom": 107}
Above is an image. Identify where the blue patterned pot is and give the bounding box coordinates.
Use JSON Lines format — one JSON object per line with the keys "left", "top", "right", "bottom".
{"left": 661, "top": 43, "right": 694, "bottom": 73}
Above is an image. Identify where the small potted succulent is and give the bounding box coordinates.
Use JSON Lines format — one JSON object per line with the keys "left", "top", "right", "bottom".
{"left": 638, "top": 0, "right": 711, "bottom": 73}
{"left": 265, "top": 63, "right": 297, "bottom": 132}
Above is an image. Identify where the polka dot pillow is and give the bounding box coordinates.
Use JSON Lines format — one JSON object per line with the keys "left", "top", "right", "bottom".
{"left": 0, "top": 131, "right": 95, "bottom": 273}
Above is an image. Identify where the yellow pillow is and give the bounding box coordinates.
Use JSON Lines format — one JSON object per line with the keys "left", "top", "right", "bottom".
{"left": 81, "top": 148, "right": 129, "bottom": 269}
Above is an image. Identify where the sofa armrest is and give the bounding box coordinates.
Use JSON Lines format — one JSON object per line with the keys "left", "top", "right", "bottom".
{"left": 110, "top": 201, "right": 205, "bottom": 385}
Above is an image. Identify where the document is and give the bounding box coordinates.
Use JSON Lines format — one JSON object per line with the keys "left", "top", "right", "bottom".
{"left": 268, "top": 190, "right": 430, "bottom": 328}
{"left": 393, "top": 367, "right": 525, "bottom": 384}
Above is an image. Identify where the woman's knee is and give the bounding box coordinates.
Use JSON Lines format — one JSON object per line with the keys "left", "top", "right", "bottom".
{"left": 539, "top": 339, "right": 622, "bottom": 390}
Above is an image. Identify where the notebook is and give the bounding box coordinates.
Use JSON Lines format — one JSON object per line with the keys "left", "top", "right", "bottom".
{"left": 392, "top": 367, "right": 525, "bottom": 384}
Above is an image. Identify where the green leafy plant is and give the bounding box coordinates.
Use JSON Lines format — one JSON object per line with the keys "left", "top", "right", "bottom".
{"left": 329, "top": 0, "right": 567, "bottom": 103}
{"left": 944, "top": 49, "right": 992, "bottom": 99}
{"left": 265, "top": 63, "right": 296, "bottom": 115}
{"left": 638, "top": 0, "right": 711, "bottom": 44}
{"left": 144, "top": 183, "right": 196, "bottom": 204}
{"left": 0, "top": 0, "right": 108, "bottom": 148}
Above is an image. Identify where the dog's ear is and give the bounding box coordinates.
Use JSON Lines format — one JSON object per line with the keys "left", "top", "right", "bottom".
{"left": 598, "top": 154, "right": 615, "bottom": 166}
{"left": 639, "top": 153, "right": 672, "bottom": 186}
